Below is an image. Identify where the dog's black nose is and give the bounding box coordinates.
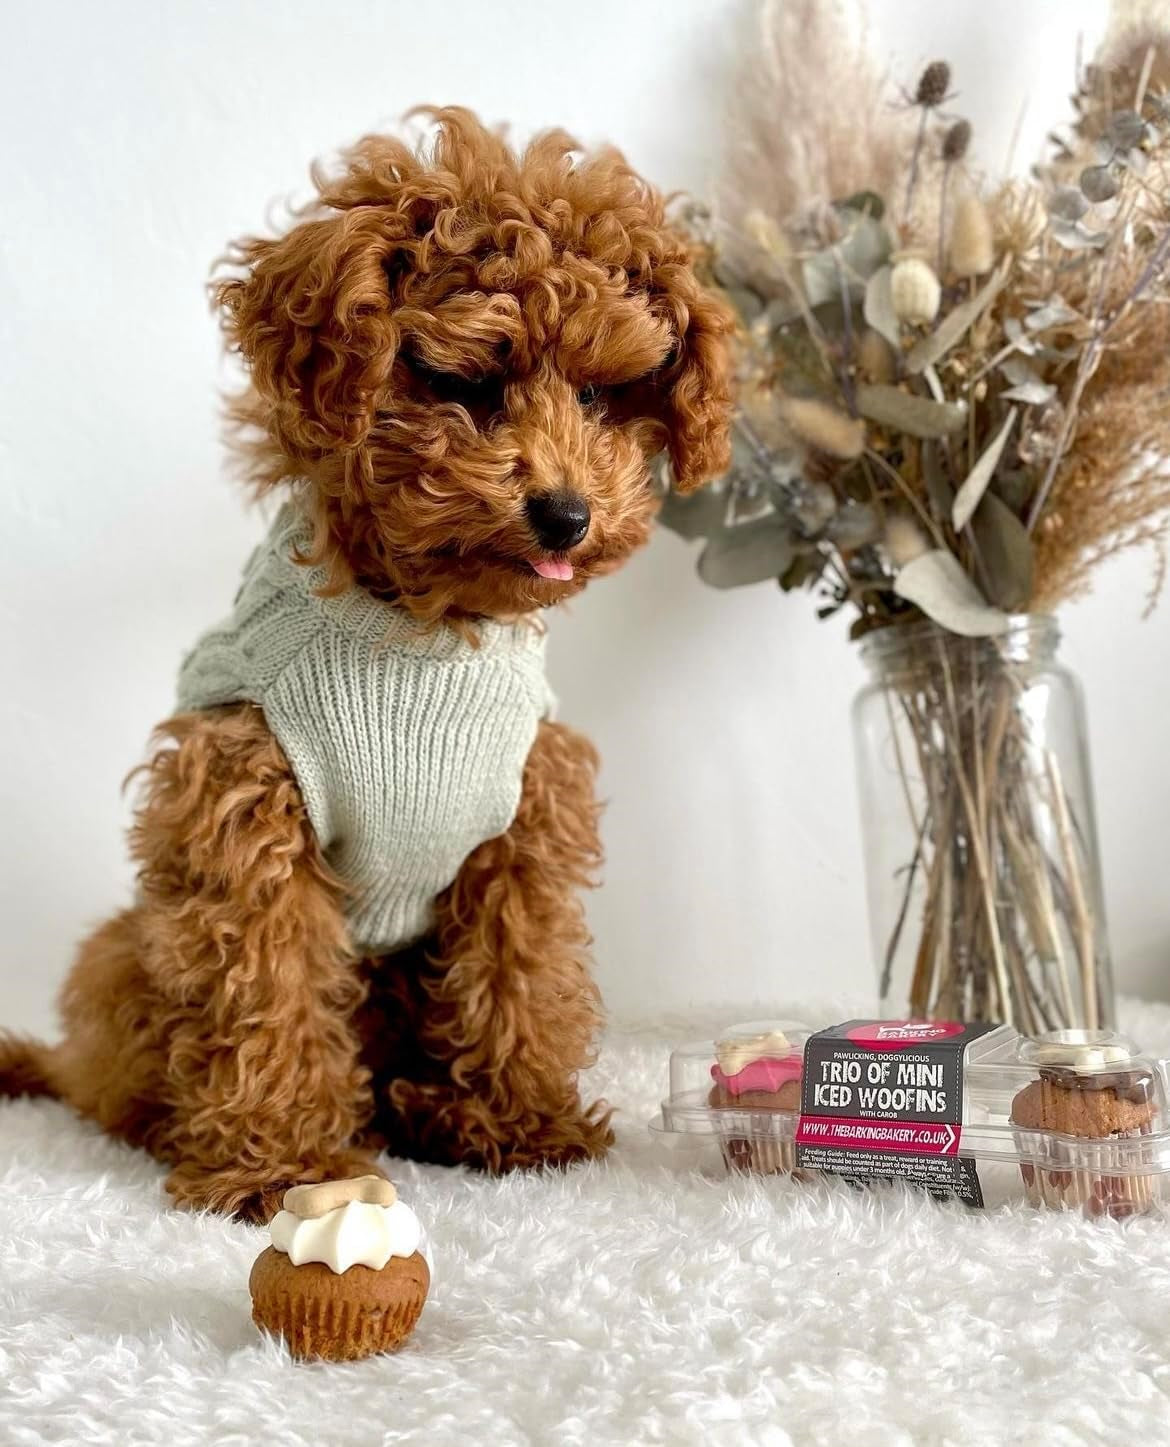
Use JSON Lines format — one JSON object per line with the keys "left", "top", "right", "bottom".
{"left": 525, "top": 490, "right": 591, "bottom": 551}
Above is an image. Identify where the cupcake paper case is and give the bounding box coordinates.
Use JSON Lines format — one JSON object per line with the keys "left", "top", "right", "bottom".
{"left": 1010, "top": 1033, "right": 1159, "bottom": 1220}
{"left": 250, "top": 1175, "right": 430, "bottom": 1362}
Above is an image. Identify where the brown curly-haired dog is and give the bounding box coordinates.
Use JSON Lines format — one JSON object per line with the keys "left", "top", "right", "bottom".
{"left": 0, "top": 108, "right": 732, "bottom": 1221}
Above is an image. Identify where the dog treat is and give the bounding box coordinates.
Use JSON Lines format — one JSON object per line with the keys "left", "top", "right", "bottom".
{"left": 250, "top": 1178, "right": 429, "bottom": 1361}
{"left": 1011, "top": 1033, "right": 1158, "bottom": 1220}
{"left": 651, "top": 1020, "right": 1170, "bottom": 1217}
{"left": 283, "top": 1174, "right": 397, "bottom": 1218}
{"left": 646, "top": 1021, "right": 809, "bottom": 1177}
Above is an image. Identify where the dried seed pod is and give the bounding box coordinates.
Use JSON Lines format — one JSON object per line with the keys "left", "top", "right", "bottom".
{"left": 778, "top": 394, "right": 866, "bottom": 459}
{"left": 949, "top": 194, "right": 995, "bottom": 277}
{"left": 942, "top": 119, "right": 972, "bottom": 162}
{"left": 915, "top": 61, "right": 951, "bottom": 108}
{"left": 890, "top": 256, "right": 941, "bottom": 325}
{"left": 884, "top": 516, "right": 930, "bottom": 568}
{"left": 856, "top": 327, "right": 897, "bottom": 384}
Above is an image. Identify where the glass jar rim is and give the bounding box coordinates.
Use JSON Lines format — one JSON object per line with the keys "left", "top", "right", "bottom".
{"left": 859, "top": 613, "right": 1059, "bottom": 666}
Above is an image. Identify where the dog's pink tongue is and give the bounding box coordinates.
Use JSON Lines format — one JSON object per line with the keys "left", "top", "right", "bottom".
{"left": 530, "top": 558, "right": 574, "bottom": 582}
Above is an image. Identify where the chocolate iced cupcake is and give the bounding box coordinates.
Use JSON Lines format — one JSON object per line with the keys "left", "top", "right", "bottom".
{"left": 1010, "top": 1034, "right": 1158, "bottom": 1219}
{"left": 707, "top": 1026, "right": 803, "bottom": 1174}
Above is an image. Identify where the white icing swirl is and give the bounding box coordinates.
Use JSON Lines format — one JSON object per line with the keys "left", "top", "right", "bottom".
{"left": 716, "top": 1028, "right": 791, "bottom": 1077}
{"left": 1027, "top": 1040, "right": 1131, "bottom": 1069}
{"left": 270, "top": 1197, "right": 422, "bottom": 1274}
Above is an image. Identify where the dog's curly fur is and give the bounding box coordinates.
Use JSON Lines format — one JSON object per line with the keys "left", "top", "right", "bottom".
{"left": 1, "top": 108, "right": 732, "bottom": 1220}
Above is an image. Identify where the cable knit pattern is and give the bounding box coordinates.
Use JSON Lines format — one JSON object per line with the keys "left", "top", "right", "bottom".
{"left": 176, "top": 502, "right": 553, "bottom": 954}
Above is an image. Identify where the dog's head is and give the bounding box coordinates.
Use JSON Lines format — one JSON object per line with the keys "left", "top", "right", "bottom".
{"left": 215, "top": 107, "right": 734, "bottom": 623}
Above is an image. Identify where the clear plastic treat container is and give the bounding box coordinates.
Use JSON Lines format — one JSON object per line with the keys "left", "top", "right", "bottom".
{"left": 649, "top": 1020, "right": 813, "bottom": 1177}
{"left": 648, "top": 1019, "right": 1170, "bottom": 1218}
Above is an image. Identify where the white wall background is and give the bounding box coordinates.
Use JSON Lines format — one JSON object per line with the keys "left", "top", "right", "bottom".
{"left": 3, "top": 0, "right": 1165, "bottom": 1038}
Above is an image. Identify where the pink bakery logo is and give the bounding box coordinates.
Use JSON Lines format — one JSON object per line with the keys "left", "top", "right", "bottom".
{"left": 846, "top": 1021, "right": 965, "bottom": 1049}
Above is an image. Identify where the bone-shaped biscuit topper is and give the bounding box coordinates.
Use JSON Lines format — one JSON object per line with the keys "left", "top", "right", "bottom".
{"left": 282, "top": 1174, "right": 397, "bottom": 1218}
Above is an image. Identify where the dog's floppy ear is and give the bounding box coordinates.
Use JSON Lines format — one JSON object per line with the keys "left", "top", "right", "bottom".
{"left": 214, "top": 208, "right": 403, "bottom": 460}
{"left": 654, "top": 266, "right": 736, "bottom": 494}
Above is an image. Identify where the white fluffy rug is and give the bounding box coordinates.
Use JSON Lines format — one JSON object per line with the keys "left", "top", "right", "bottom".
{"left": 4, "top": 997, "right": 1170, "bottom": 1447}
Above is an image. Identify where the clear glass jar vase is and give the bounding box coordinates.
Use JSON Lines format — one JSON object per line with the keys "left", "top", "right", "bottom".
{"left": 852, "top": 616, "right": 1115, "bottom": 1033}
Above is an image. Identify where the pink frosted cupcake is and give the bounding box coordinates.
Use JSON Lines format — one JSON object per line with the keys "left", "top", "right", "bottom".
{"left": 707, "top": 1026, "right": 803, "bottom": 1174}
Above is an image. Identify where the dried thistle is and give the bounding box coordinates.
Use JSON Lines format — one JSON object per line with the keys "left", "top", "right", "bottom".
{"left": 904, "top": 60, "right": 953, "bottom": 222}
{"left": 915, "top": 61, "right": 952, "bottom": 107}
{"left": 942, "top": 119, "right": 972, "bottom": 163}
{"left": 990, "top": 181, "right": 1047, "bottom": 254}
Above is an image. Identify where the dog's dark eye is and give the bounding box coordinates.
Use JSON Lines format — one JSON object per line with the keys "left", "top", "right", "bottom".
{"left": 408, "top": 357, "right": 504, "bottom": 414}
{"left": 577, "top": 385, "right": 602, "bottom": 407}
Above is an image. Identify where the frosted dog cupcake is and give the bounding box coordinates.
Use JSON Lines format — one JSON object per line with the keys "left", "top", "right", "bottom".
{"left": 1010, "top": 1033, "right": 1158, "bottom": 1219}
{"left": 250, "top": 1175, "right": 429, "bottom": 1360}
{"left": 707, "top": 1024, "right": 804, "bottom": 1174}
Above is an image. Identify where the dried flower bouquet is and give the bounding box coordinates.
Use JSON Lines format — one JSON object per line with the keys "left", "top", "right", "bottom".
{"left": 661, "top": 1, "right": 1170, "bottom": 1029}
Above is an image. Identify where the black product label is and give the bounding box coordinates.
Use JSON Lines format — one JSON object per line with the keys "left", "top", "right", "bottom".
{"left": 794, "top": 1020, "right": 997, "bottom": 1206}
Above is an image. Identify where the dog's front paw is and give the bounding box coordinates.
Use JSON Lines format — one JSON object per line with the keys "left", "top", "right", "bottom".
{"left": 164, "top": 1150, "right": 386, "bottom": 1223}
{"left": 388, "top": 1080, "right": 614, "bottom": 1172}
{"left": 496, "top": 1106, "right": 615, "bottom": 1172}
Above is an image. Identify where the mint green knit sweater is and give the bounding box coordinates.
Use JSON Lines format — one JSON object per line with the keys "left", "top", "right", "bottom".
{"left": 176, "top": 504, "right": 553, "bottom": 955}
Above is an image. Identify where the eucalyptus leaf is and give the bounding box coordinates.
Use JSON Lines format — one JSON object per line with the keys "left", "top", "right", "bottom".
{"left": 1000, "top": 356, "right": 1041, "bottom": 386}
{"left": 697, "top": 518, "right": 797, "bottom": 588}
{"left": 1002, "top": 378, "right": 1057, "bottom": 406}
{"left": 826, "top": 500, "right": 880, "bottom": 549}
{"left": 905, "top": 265, "right": 1008, "bottom": 374}
{"left": 893, "top": 550, "right": 1010, "bottom": 636}
{"left": 779, "top": 550, "right": 828, "bottom": 591}
{"left": 1050, "top": 219, "right": 1109, "bottom": 250}
{"left": 855, "top": 383, "right": 967, "bottom": 438}
{"left": 1080, "top": 164, "right": 1120, "bottom": 203}
{"left": 1003, "top": 316, "right": 1040, "bottom": 354}
{"left": 1048, "top": 186, "right": 1089, "bottom": 222}
{"left": 656, "top": 485, "right": 728, "bottom": 540}
{"left": 1024, "top": 296, "right": 1080, "bottom": 331}
{"left": 723, "top": 286, "right": 765, "bottom": 322}
{"left": 1125, "top": 145, "right": 1150, "bottom": 178}
{"left": 1105, "top": 108, "right": 1147, "bottom": 150}
{"left": 999, "top": 356, "right": 1057, "bottom": 404}
{"left": 921, "top": 363, "right": 946, "bottom": 403}
{"left": 802, "top": 216, "right": 891, "bottom": 307}
{"left": 990, "top": 468, "right": 1033, "bottom": 513}
{"left": 863, "top": 265, "right": 900, "bottom": 347}
{"left": 836, "top": 214, "right": 892, "bottom": 281}
{"left": 952, "top": 408, "right": 1018, "bottom": 532}
{"left": 970, "top": 491, "right": 1034, "bottom": 610}
{"left": 792, "top": 480, "right": 837, "bottom": 534}
{"left": 726, "top": 485, "right": 777, "bottom": 525}
{"left": 802, "top": 249, "right": 845, "bottom": 308}
{"left": 922, "top": 440, "right": 955, "bottom": 520}
{"left": 836, "top": 190, "right": 886, "bottom": 220}
{"left": 756, "top": 294, "right": 805, "bottom": 329}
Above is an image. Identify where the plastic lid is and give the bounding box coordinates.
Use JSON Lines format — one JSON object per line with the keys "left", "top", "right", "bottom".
{"left": 655, "top": 1020, "right": 811, "bottom": 1136}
